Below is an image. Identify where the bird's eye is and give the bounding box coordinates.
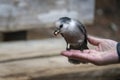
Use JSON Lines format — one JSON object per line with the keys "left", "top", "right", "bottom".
{"left": 60, "top": 24, "right": 63, "bottom": 28}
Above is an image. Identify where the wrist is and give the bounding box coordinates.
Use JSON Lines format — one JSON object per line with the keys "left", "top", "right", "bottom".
{"left": 117, "top": 42, "right": 120, "bottom": 61}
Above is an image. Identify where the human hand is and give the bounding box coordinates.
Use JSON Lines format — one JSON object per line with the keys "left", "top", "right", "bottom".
{"left": 61, "top": 36, "right": 119, "bottom": 65}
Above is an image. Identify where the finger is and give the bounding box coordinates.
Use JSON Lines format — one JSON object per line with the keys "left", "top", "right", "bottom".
{"left": 62, "top": 51, "right": 90, "bottom": 61}
{"left": 83, "top": 49, "right": 97, "bottom": 54}
{"left": 71, "top": 52, "right": 94, "bottom": 63}
{"left": 61, "top": 51, "right": 88, "bottom": 63}
{"left": 61, "top": 51, "right": 72, "bottom": 57}
{"left": 65, "top": 50, "right": 90, "bottom": 60}
{"left": 61, "top": 50, "right": 97, "bottom": 63}
{"left": 88, "top": 36, "right": 103, "bottom": 46}
{"left": 83, "top": 49, "right": 90, "bottom": 53}
{"left": 61, "top": 50, "right": 82, "bottom": 56}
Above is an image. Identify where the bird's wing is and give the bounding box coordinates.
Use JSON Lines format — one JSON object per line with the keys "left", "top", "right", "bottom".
{"left": 75, "top": 20, "right": 87, "bottom": 36}
{"left": 75, "top": 20, "right": 88, "bottom": 50}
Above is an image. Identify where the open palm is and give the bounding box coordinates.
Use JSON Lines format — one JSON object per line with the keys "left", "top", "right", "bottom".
{"left": 61, "top": 36, "right": 119, "bottom": 65}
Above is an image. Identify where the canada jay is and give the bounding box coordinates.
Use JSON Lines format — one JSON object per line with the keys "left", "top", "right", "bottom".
{"left": 54, "top": 17, "right": 88, "bottom": 64}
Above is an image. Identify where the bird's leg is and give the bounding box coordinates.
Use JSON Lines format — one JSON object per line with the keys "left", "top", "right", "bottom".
{"left": 66, "top": 43, "right": 70, "bottom": 51}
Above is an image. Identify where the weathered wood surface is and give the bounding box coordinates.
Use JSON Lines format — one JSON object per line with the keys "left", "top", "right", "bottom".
{"left": 0, "top": 38, "right": 65, "bottom": 61}
{"left": 0, "top": 56, "right": 120, "bottom": 80}
{"left": 0, "top": 38, "right": 119, "bottom": 80}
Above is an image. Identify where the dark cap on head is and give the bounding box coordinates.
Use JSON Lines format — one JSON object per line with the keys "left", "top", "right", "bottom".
{"left": 59, "top": 17, "right": 71, "bottom": 23}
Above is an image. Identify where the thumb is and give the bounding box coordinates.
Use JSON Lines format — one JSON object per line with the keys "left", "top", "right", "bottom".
{"left": 88, "top": 36, "right": 103, "bottom": 46}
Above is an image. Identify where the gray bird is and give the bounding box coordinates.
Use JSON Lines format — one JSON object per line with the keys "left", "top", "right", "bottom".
{"left": 54, "top": 17, "right": 88, "bottom": 64}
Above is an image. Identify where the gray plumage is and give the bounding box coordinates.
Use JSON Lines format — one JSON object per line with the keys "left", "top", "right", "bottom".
{"left": 54, "top": 17, "right": 88, "bottom": 64}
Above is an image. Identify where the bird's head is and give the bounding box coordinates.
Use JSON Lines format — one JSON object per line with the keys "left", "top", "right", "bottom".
{"left": 54, "top": 17, "right": 76, "bottom": 36}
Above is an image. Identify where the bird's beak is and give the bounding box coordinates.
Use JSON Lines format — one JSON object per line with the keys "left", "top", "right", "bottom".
{"left": 54, "top": 29, "right": 60, "bottom": 36}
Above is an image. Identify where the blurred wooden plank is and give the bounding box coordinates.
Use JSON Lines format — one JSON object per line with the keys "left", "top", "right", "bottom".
{"left": 0, "top": 38, "right": 66, "bottom": 61}
{"left": 0, "top": 56, "right": 119, "bottom": 80}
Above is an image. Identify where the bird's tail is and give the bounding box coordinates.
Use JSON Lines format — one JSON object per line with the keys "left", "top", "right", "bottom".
{"left": 80, "top": 42, "right": 88, "bottom": 51}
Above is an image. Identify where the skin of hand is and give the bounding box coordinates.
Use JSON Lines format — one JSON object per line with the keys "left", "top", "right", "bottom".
{"left": 61, "top": 36, "right": 119, "bottom": 65}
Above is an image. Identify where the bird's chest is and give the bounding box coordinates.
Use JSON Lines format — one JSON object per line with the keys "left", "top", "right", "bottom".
{"left": 61, "top": 31, "right": 84, "bottom": 45}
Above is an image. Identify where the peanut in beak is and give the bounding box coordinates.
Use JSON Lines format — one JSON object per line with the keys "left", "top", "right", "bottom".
{"left": 54, "top": 29, "right": 60, "bottom": 36}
